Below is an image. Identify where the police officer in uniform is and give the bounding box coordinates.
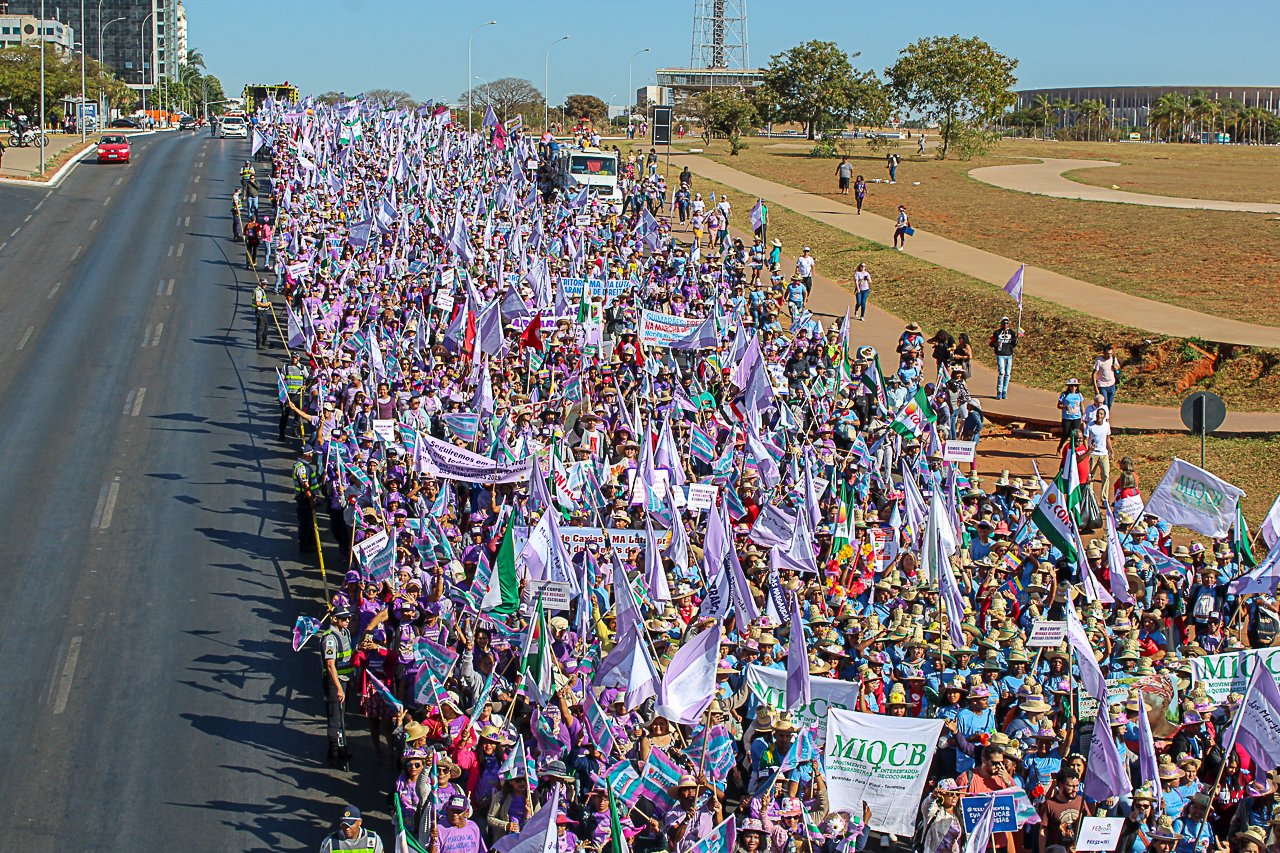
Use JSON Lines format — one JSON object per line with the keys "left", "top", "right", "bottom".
{"left": 319, "top": 805, "right": 383, "bottom": 853}
{"left": 322, "top": 607, "right": 355, "bottom": 769}
{"left": 280, "top": 353, "right": 308, "bottom": 440}
{"left": 254, "top": 281, "right": 272, "bottom": 350}
{"left": 293, "top": 447, "right": 321, "bottom": 553}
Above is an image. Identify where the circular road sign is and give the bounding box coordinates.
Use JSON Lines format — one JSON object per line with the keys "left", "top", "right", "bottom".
{"left": 1180, "top": 391, "right": 1226, "bottom": 435}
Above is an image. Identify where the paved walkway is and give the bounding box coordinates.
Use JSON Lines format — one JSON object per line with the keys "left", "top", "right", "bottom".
{"left": 678, "top": 153, "right": 1280, "bottom": 349}
{"left": 0, "top": 134, "right": 92, "bottom": 179}
{"left": 680, "top": 171, "right": 1280, "bottom": 434}
{"left": 969, "top": 157, "right": 1280, "bottom": 214}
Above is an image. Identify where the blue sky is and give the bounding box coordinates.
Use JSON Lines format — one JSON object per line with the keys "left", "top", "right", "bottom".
{"left": 188, "top": 0, "right": 1280, "bottom": 104}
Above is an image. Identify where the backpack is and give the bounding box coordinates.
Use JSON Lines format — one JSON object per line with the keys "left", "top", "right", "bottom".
{"left": 1249, "top": 602, "right": 1280, "bottom": 647}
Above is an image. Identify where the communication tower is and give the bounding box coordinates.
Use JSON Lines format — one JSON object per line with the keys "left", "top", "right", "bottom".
{"left": 690, "top": 0, "right": 749, "bottom": 69}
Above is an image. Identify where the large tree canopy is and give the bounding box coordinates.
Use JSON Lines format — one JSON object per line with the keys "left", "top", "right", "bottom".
{"left": 758, "top": 40, "right": 890, "bottom": 139}
{"left": 563, "top": 94, "right": 608, "bottom": 126}
{"left": 459, "top": 77, "right": 544, "bottom": 124}
{"left": 885, "top": 35, "right": 1018, "bottom": 158}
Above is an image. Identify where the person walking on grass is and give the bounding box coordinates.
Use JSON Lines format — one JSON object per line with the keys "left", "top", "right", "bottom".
{"left": 988, "top": 316, "right": 1016, "bottom": 400}
{"left": 887, "top": 151, "right": 900, "bottom": 183}
{"left": 836, "top": 157, "right": 853, "bottom": 195}
{"left": 795, "top": 246, "right": 815, "bottom": 296}
{"left": 893, "top": 205, "right": 911, "bottom": 250}
{"left": 854, "top": 175, "right": 867, "bottom": 214}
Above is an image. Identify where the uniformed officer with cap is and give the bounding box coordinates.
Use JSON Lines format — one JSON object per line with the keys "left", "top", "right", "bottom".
{"left": 322, "top": 607, "right": 355, "bottom": 769}
{"left": 293, "top": 447, "right": 321, "bottom": 553}
{"left": 318, "top": 805, "right": 383, "bottom": 853}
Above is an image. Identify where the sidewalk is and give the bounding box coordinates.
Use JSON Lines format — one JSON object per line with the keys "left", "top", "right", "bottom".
{"left": 0, "top": 134, "right": 92, "bottom": 179}
{"left": 969, "top": 157, "right": 1280, "bottom": 214}
{"left": 687, "top": 208, "right": 1280, "bottom": 435}
{"left": 677, "top": 153, "right": 1280, "bottom": 349}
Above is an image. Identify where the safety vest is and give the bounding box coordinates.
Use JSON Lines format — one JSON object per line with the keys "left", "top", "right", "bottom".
{"left": 293, "top": 460, "right": 320, "bottom": 495}
{"left": 241, "top": 166, "right": 254, "bottom": 181}
{"left": 323, "top": 628, "right": 355, "bottom": 679}
{"left": 284, "top": 365, "right": 307, "bottom": 395}
{"left": 323, "top": 828, "right": 378, "bottom": 851}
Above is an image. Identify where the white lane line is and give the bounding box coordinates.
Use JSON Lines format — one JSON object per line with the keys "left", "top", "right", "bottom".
{"left": 176, "top": 243, "right": 184, "bottom": 257}
{"left": 193, "top": 175, "right": 201, "bottom": 183}
{"left": 0, "top": 242, "right": 6, "bottom": 251}
{"left": 9, "top": 228, "right": 19, "bottom": 237}
{"left": 24, "top": 214, "right": 32, "bottom": 222}
{"left": 47, "top": 282, "right": 61, "bottom": 299}
{"left": 123, "top": 388, "right": 136, "bottom": 414}
{"left": 131, "top": 386, "right": 147, "bottom": 416}
{"left": 52, "top": 636, "right": 82, "bottom": 715}
{"left": 166, "top": 278, "right": 175, "bottom": 296}
{"left": 103, "top": 195, "right": 112, "bottom": 205}
{"left": 156, "top": 280, "right": 166, "bottom": 296}
{"left": 167, "top": 245, "right": 174, "bottom": 257}
{"left": 142, "top": 323, "right": 152, "bottom": 347}
{"left": 176, "top": 216, "right": 182, "bottom": 227}
{"left": 114, "top": 176, "right": 123, "bottom": 186}
{"left": 16, "top": 326, "right": 34, "bottom": 350}
{"left": 91, "top": 479, "right": 120, "bottom": 529}
{"left": 184, "top": 216, "right": 190, "bottom": 227}
{"left": 152, "top": 323, "right": 164, "bottom": 347}
{"left": 70, "top": 246, "right": 82, "bottom": 261}
{"left": 88, "top": 218, "right": 98, "bottom": 231}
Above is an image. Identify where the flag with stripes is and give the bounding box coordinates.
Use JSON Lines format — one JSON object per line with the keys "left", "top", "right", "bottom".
{"left": 639, "top": 746, "right": 682, "bottom": 811}
{"left": 585, "top": 690, "right": 618, "bottom": 759}
{"left": 689, "top": 425, "right": 716, "bottom": 465}
{"left": 605, "top": 760, "right": 645, "bottom": 811}
{"left": 441, "top": 411, "right": 481, "bottom": 443}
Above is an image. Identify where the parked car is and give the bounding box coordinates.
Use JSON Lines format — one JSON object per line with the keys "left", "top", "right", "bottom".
{"left": 178, "top": 116, "right": 198, "bottom": 130}
{"left": 96, "top": 135, "right": 131, "bottom": 163}
{"left": 109, "top": 117, "right": 141, "bottom": 129}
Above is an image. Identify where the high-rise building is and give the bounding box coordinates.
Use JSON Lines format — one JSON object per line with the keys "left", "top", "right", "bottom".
{"left": 4, "top": 0, "right": 187, "bottom": 90}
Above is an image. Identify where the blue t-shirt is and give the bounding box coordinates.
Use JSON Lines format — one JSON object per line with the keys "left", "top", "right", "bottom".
{"left": 1059, "top": 391, "right": 1084, "bottom": 419}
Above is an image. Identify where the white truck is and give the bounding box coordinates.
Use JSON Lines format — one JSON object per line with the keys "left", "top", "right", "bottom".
{"left": 553, "top": 146, "right": 622, "bottom": 203}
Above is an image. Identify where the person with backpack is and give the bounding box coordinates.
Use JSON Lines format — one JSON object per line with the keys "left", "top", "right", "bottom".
{"left": 988, "top": 316, "right": 1017, "bottom": 399}
{"left": 244, "top": 219, "right": 262, "bottom": 269}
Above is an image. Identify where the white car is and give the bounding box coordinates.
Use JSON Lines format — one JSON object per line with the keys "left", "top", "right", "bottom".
{"left": 220, "top": 117, "right": 248, "bottom": 139}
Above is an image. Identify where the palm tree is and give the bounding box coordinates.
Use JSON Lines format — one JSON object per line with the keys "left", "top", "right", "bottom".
{"left": 1076, "top": 99, "right": 1109, "bottom": 141}
{"left": 1051, "top": 98, "right": 1074, "bottom": 135}
{"left": 1149, "top": 92, "right": 1189, "bottom": 142}
{"left": 185, "top": 48, "right": 206, "bottom": 70}
{"left": 1031, "top": 94, "right": 1053, "bottom": 139}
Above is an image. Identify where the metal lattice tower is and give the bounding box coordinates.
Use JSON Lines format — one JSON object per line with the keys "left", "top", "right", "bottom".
{"left": 691, "top": 0, "right": 749, "bottom": 69}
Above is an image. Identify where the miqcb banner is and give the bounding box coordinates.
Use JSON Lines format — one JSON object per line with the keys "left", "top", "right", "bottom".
{"left": 824, "top": 707, "right": 944, "bottom": 837}
{"left": 744, "top": 664, "right": 859, "bottom": 740}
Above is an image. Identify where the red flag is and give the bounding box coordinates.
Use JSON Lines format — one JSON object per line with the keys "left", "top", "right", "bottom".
{"left": 519, "top": 313, "right": 543, "bottom": 351}
{"left": 462, "top": 309, "right": 477, "bottom": 359}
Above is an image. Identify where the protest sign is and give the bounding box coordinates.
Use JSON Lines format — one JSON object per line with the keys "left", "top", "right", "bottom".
{"left": 638, "top": 309, "right": 705, "bottom": 348}
{"left": 433, "top": 291, "right": 455, "bottom": 313}
{"left": 1026, "top": 621, "right": 1067, "bottom": 647}
{"left": 1191, "top": 648, "right": 1280, "bottom": 702}
{"left": 558, "top": 278, "right": 635, "bottom": 300}
{"left": 745, "top": 665, "right": 859, "bottom": 741}
{"left": 416, "top": 434, "right": 532, "bottom": 484}
{"left": 557, "top": 526, "right": 672, "bottom": 555}
{"left": 1078, "top": 673, "right": 1176, "bottom": 720}
{"left": 439, "top": 268, "right": 455, "bottom": 290}
{"left": 824, "top": 708, "right": 944, "bottom": 837}
{"left": 960, "top": 796, "right": 1018, "bottom": 833}
{"left": 524, "top": 580, "right": 572, "bottom": 612}
{"left": 686, "top": 483, "right": 719, "bottom": 512}
{"left": 943, "top": 440, "right": 976, "bottom": 463}
{"left": 355, "top": 528, "right": 390, "bottom": 564}
{"left": 1077, "top": 817, "right": 1124, "bottom": 851}
{"left": 372, "top": 419, "right": 397, "bottom": 443}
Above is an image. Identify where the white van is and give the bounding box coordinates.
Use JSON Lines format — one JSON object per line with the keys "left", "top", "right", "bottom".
{"left": 554, "top": 147, "right": 621, "bottom": 203}
{"left": 220, "top": 116, "right": 248, "bottom": 139}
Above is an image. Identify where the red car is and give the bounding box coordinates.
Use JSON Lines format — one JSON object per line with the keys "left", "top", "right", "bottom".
{"left": 96, "top": 135, "right": 130, "bottom": 163}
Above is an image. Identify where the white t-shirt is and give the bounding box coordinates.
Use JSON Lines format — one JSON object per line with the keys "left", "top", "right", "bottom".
{"left": 855, "top": 270, "right": 871, "bottom": 292}
{"left": 1086, "top": 421, "right": 1111, "bottom": 455}
{"left": 1093, "top": 356, "right": 1118, "bottom": 387}
{"left": 796, "top": 256, "right": 815, "bottom": 277}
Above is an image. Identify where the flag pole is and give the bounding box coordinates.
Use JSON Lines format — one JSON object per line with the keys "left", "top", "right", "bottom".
{"left": 1188, "top": 668, "right": 1254, "bottom": 853}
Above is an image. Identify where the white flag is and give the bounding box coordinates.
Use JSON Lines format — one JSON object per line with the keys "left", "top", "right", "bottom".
{"left": 1142, "top": 457, "right": 1245, "bottom": 537}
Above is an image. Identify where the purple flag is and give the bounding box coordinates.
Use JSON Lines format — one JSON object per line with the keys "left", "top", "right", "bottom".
{"left": 1231, "top": 661, "right": 1280, "bottom": 769}
{"left": 728, "top": 541, "right": 761, "bottom": 627}
{"left": 643, "top": 514, "right": 672, "bottom": 603}
{"left": 1066, "top": 600, "right": 1108, "bottom": 703}
{"left": 938, "top": 556, "right": 968, "bottom": 648}
{"left": 749, "top": 197, "right": 765, "bottom": 231}
{"left": 963, "top": 798, "right": 995, "bottom": 853}
{"left": 595, "top": 623, "right": 659, "bottom": 711}
{"left": 1084, "top": 703, "right": 1132, "bottom": 801}
{"left": 689, "top": 816, "right": 737, "bottom": 853}
{"left": 786, "top": 592, "right": 811, "bottom": 712}
{"left": 669, "top": 312, "right": 719, "bottom": 351}
{"left": 1230, "top": 546, "right": 1280, "bottom": 595}
{"left": 1003, "top": 263, "right": 1024, "bottom": 304}
{"left": 292, "top": 615, "right": 322, "bottom": 651}
{"left": 612, "top": 549, "right": 641, "bottom": 638}
{"left": 656, "top": 623, "right": 721, "bottom": 725}
{"left": 1136, "top": 697, "right": 1163, "bottom": 801}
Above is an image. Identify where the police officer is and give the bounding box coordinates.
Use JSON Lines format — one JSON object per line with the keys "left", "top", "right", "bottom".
{"left": 280, "top": 353, "right": 308, "bottom": 440}
{"left": 319, "top": 805, "right": 383, "bottom": 852}
{"left": 254, "top": 281, "right": 272, "bottom": 350}
{"left": 293, "top": 446, "right": 321, "bottom": 553}
{"left": 322, "top": 607, "right": 355, "bottom": 769}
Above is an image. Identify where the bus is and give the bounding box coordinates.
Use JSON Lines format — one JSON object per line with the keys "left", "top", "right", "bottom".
{"left": 243, "top": 83, "right": 300, "bottom": 114}
{"left": 554, "top": 146, "right": 621, "bottom": 203}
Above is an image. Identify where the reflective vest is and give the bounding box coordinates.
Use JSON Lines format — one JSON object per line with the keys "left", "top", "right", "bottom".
{"left": 323, "top": 628, "right": 355, "bottom": 679}
{"left": 293, "top": 460, "right": 320, "bottom": 495}
{"left": 284, "top": 365, "right": 307, "bottom": 395}
{"left": 322, "top": 828, "right": 379, "bottom": 852}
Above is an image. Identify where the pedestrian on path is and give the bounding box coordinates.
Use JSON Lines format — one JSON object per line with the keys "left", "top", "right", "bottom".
{"left": 886, "top": 151, "right": 900, "bottom": 183}
{"left": 917, "top": 133, "right": 926, "bottom": 156}
{"left": 1057, "top": 378, "right": 1085, "bottom": 452}
{"left": 836, "top": 157, "right": 853, "bottom": 194}
{"left": 853, "top": 262, "right": 871, "bottom": 320}
{"left": 893, "top": 205, "right": 911, "bottom": 250}
{"left": 989, "top": 316, "right": 1016, "bottom": 399}
{"left": 1093, "top": 343, "right": 1120, "bottom": 410}
{"left": 1086, "top": 407, "right": 1114, "bottom": 496}
{"left": 854, "top": 175, "right": 866, "bottom": 214}
{"left": 254, "top": 282, "right": 272, "bottom": 349}
{"left": 953, "top": 332, "right": 974, "bottom": 378}
{"left": 795, "top": 246, "right": 815, "bottom": 295}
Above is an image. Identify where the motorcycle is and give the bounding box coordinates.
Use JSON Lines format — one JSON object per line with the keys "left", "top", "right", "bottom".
{"left": 7, "top": 128, "right": 49, "bottom": 148}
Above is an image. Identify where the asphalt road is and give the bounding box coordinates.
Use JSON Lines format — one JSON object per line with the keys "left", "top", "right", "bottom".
{"left": 0, "top": 132, "right": 374, "bottom": 850}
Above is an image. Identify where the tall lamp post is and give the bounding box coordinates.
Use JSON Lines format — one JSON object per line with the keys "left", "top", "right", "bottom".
{"left": 544, "top": 35, "right": 570, "bottom": 132}
{"left": 140, "top": 10, "right": 153, "bottom": 118}
{"left": 467, "top": 20, "right": 497, "bottom": 133}
{"left": 628, "top": 47, "right": 650, "bottom": 116}
{"left": 99, "top": 16, "right": 125, "bottom": 122}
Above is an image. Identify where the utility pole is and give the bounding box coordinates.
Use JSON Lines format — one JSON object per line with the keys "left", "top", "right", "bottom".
{"left": 39, "top": 0, "right": 47, "bottom": 174}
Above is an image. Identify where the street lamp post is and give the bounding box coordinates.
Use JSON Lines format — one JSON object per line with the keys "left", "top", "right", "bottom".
{"left": 628, "top": 47, "right": 650, "bottom": 115}
{"left": 99, "top": 16, "right": 125, "bottom": 122}
{"left": 544, "top": 35, "right": 570, "bottom": 132}
{"left": 140, "top": 11, "right": 153, "bottom": 119}
{"left": 79, "top": 0, "right": 86, "bottom": 139}
{"left": 467, "top": 20, "right": 497, "bottom": 134}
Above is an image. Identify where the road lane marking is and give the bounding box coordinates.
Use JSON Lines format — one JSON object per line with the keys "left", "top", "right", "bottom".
{"left": 91, "top": 479, "right": 120, "bottom": 529}
{"left": 123, "top": 388, "right": 136, "bottom": 413}
{"left": 193, "top": 175, "right": 201, "bottom": 183}
{"left": 184, "top": 216, "right": 190, "bottom": 227}
{"left": 156, "top": 280, "right": 165, "bottom": 295}
{"left": 17, "top": 326, "right": 34, "bottom": 350}
{"left": 166, "top": 278, "right": 175, "bottom": 296}
{"left": 167, "top": 245, "right": 174, "bottom": 257}
{"left": 152, "top": 323, "right": 164, "bottom": 347}
{"left": 89, "top": 218, "right": 98, "bottom": 231}
{"left": 103, "top": 195, "right": 112, "bottom": 205}
{"left": 52, "top": 636, "right": 82, "bottom": 715}
{"left": 47, "top": 282, "right": 61, "bottom": 299}
{"left": 24, "top": 215, "right": 32, "bottom": 222}
{"left": 142, "top": 324, "right": 152, "bottom": 347}
{"left": 10, "top": 228, "right": 19, "bottom": 237}
{"left": 70, "top": 246, "right": 81, "bottom": 261}
{"left": 114, "top": 177, "right": 123, "bottom": 186}
{"left": 176, "top": 216, "right": 182, "bottom": 227}
{"left": 176, "top": 243, "right": 184, "bottom": 257}
{"left": 0, "top": 242, "right": 6, "bottom": 251}
{"left": 131, "top": 386, "right": 147, "bottom": 416}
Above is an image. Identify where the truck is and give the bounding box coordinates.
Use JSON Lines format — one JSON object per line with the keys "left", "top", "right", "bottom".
{"left": 553, "top": 146, "right": 621, "bottom": 203}
{"left": 242, "top": 83, "right": 300, "bottom": 114}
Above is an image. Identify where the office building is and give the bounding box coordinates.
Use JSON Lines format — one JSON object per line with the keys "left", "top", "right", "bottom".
{"left": 0, "top": 12, "right": 74, "bottom": 52}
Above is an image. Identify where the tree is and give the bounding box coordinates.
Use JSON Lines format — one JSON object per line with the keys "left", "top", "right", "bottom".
{"left": 885, "top": 35, "right": 1018, "bottom": 158}
{"left": 315, "top": 91, "right": 346, "bottom": 105}
{"left": 758, "top": 40, "right": 889, "bottom": 139}
{"left": 563, "top": 94, "right": 608, "bottom": 126}
{"left": 1030, "top": 93, "right": 1052, "bottom": 138}
{"left": 0, "top": 45, "right": 131, "bottom": 125}
{"left": 362, "top": 89, "right": 417, "bottom": 108}
{"left": 458, "top": 77, "right": 543, "bottom": 124}
{"left": 685, "top": 89, "right": 760, "bottom": 154}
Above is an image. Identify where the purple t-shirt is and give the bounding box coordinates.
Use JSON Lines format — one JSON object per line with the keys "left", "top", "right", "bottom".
{"left": 435, "top": 820, "right": 485, "bottom": 853}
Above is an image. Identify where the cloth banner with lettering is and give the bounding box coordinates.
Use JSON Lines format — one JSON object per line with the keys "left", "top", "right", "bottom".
{"left": 745, "top": 664, "right": 859, "bottom": 741}
{"left": 416, "top": 433, "right": 532, "bottom": 483}
{"left": 824, "top": 708, "right": 945, "bottom": 837}
{"left": 1191, "top": 648, "right": 1280, "bottom": 703}
{"left": 1142, "top": 457, "right": 1245, "bottom": 538}
{"left": 638, "top": 309, "right": 706, "bottom": 348}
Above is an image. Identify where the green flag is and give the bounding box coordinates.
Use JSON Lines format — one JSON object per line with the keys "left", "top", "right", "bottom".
{"left": 1236, "top": 504, "right": 1258, "bottom": 568}
{"left": 521, "top": 595, "right": 555, "bottom": 704}
{"left": 1030, "top": 457, "right": 1084, "bottom": 561}
{"left": 607, "top": 786, "right": 629, "bottom": 853}
{"left": 481, "top": 512, "right": 520, "bottom": 614}
{"left": 889, "top": 386, "right": 935, "bottom": 437}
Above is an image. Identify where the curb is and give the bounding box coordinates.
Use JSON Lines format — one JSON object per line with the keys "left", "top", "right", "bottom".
{"left": 0, "top": 127, "right": 173, "bottom": 189}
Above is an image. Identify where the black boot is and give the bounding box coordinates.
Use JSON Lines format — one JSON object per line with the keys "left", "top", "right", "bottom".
{"left": 338, "top": 747, "right": 352, "bottom": 771}
{"left": 327, "top": 744, "right": 341, "bottom": 768}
